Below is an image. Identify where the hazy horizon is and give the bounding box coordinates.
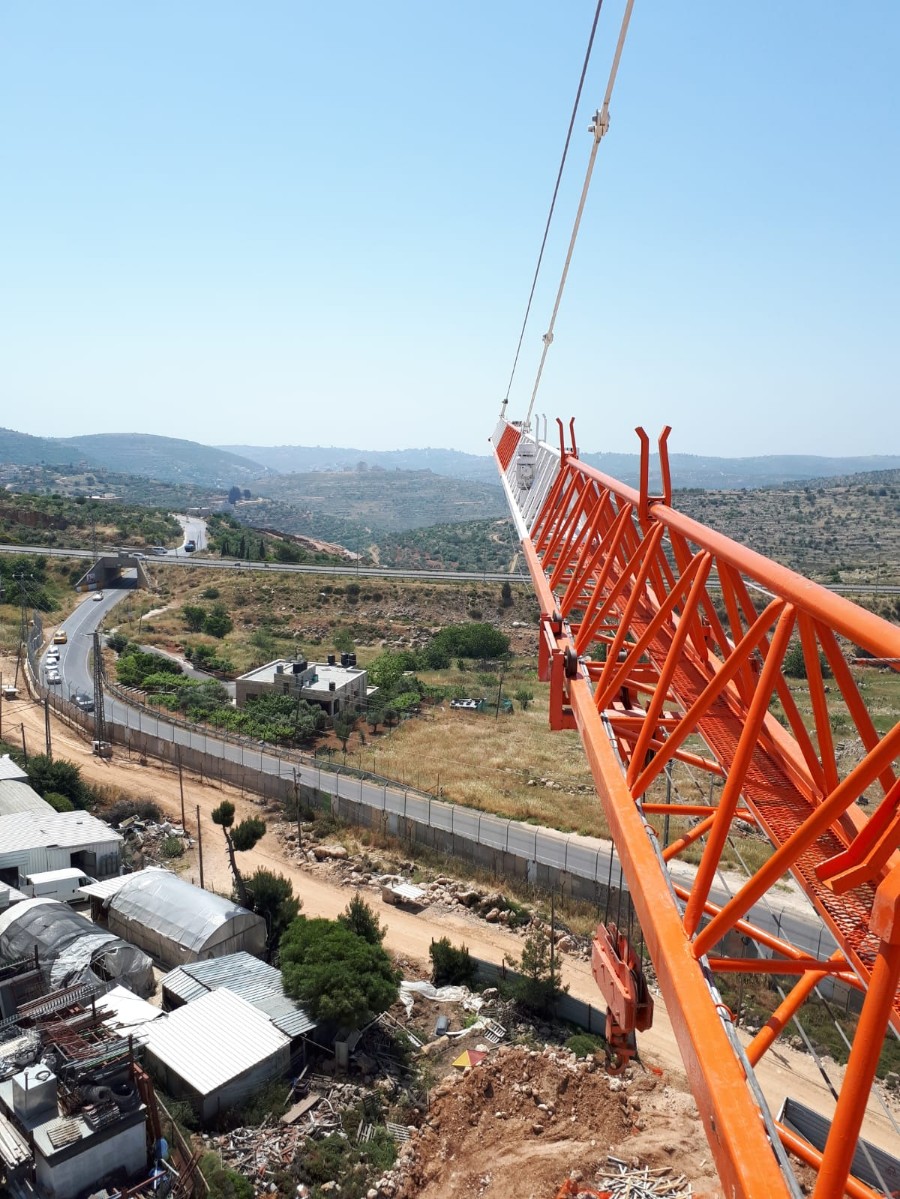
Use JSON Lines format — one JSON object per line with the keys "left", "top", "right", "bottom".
{"left": 2, "top": 4, "right": 897, "bottom": 457}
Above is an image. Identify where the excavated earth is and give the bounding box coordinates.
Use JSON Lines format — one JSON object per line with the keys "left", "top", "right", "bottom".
{"left": 383, "top": 1045, "right": 721, "bottom": 1199}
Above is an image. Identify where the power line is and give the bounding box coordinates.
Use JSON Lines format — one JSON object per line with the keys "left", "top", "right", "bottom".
{"left": 524, "top": 0, "right": 635, "bottom": 429}
{"left": 502, "top": 0, "right": 606, "bottom": 411}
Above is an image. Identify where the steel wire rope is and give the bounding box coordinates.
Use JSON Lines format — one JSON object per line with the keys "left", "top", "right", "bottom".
{"left": 502, "top": 0, "right": 606, "bottom": 410}
{"left": 524, "top": 0, "right": 635, "bottom": 430}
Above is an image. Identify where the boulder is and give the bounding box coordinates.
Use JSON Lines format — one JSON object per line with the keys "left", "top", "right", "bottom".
{"left": 313, "top": 844, "right": 349, "bottom": 861}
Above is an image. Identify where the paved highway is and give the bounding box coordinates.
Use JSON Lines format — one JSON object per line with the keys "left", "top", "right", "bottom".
{"left": 5, "top": 540, "right": 899, "bottom": 594}
{"left": 1, "top": 541, "right": 528, "bottom": 585}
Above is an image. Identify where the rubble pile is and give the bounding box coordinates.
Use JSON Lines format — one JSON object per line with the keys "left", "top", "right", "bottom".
{"left": 202, "top": 1079, "right": 375, "bottom": 1192}
{"left": 116, "top": 816, "right": 194, "bottom": 868}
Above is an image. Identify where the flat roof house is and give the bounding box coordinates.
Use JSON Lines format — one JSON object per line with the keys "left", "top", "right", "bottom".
{"left": 235, "top": 655, "right": 376, "bottom": 717}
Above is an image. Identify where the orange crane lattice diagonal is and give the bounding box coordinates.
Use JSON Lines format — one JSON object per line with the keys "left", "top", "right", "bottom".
{"left": 492, "top": 416, "right": 900, "bottom": 1199}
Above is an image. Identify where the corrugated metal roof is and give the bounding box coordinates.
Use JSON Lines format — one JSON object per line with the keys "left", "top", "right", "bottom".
{"left": 0, "top": 780, "right": 53, "bottom": 817}
{"left": 0, "top": 810, "right": 122, "bottom": 853}
{"left": 95, "top": 984, "right": 165, "bottom": 1039}
{"left": 142, "top": 988, "right": 290, "bottom": 1095}
{"left": 160, "top": 952, "right": 315, "bottom": 1037}
{"left": 79, "top": 872, "right": 145, "bottom": 900}
{"left": 106, "top": 869, "right": 265, "bottom": 954}
{"left": 0, "top": 755, "right": 29, "bottom": 782}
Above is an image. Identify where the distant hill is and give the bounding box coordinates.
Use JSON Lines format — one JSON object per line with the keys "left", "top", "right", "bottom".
{"left": 222, "top": 441, "right": 900, "bottom": 490}
{"left": 64, "top": 434, "right": 270, "bottom": 487}
{"left": 0, "top": 427, "right": 87, "bottom": 467}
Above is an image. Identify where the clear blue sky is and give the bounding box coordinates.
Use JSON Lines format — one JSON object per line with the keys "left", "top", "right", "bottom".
{"left": 1, "top": 3, "right": 897, "bottom": 458}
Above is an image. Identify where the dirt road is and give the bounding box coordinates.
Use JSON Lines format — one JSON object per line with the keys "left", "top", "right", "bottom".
{"left": 3, "top": 662, "right": 897, "bottom": 1160}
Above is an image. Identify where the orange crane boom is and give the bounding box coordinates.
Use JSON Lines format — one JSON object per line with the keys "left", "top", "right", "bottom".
{"left": 492, "top": 416, "right": 900, "bottom": 1199}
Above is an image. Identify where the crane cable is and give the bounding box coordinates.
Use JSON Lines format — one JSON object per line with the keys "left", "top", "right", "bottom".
{"left": 524, "top": 0, "right": 635, "bottom": 432}
{"left": 503, "top": 0, "right": 607, "bottom": 410}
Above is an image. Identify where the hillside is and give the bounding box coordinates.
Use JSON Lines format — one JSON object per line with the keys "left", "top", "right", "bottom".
{"left": 220, "top": 442, "right": 499, "bottom": 484}
{"left": 0, "top": 427, "right": 87, "bottom": 467}
{"left": 65, "top": 433, "right": 269, "bottom": 487}
{"left": 248, "top": 468, "right": 507, "bottom": 532}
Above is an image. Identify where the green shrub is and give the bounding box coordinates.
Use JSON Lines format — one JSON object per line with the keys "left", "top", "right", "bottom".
{"left": 160, "top": 836, "right": 185, "bottom": 859}
{"left": 199, "top": 1152, "right": 254, "bottom": 1199}
{"left": 429, "top": 937, "right": 477, "bottom": 987}
{"left": 565, "top": 1033, "right": 604, "bottom": 1058}
{"left": 43, "top": 791, "right": 74, "bottom": 813}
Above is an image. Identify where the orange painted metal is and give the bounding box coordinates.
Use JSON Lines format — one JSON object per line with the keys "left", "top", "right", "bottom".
{"left": 491, "top": 419, "right": 900, "bottom": 1199}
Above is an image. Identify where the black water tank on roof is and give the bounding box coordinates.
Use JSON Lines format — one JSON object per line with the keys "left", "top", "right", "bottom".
{"left": 349, "top": 653, "right": 357, "bottom": 667}
{"left": 327, "top": 654, "right": 336, "bottom": 666}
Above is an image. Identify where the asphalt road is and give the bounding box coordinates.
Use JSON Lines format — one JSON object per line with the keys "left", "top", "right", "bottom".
{"left": 6, "top": 540, "right": 900, "bottom": 595}
{"left": 1, "top": 541, "right": 528, "bottom": 585}
{"left": 39, "top": 584, "right": 135, "bottom": 700}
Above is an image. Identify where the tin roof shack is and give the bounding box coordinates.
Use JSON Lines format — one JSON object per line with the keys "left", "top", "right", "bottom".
{"left": 0, "top": 810, "right": 122, "bottom": 890}
{"left": 142, "top": 988, "right": 290, "bottom": 1123}
{"left": 0, "top": 1055, "right": 148, "bottom": 1199}
{"left": 161, "top": 952, "right": 315, "bottom": 1042}
{"left": 0, "top": 899, "right": 155, "bottom": 997}
{"left": 0, "top": 975, "right": 203, "bottom": 1199}
{"left": 81, "top": 868, "right": 266, "bottom": 969}
{"left": 235, "top": 656, "right": 376, "bottom": 717}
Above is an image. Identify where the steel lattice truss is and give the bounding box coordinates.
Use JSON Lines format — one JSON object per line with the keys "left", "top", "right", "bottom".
{"left": 492, "top": 417, "right": 900, "bottom": 1199}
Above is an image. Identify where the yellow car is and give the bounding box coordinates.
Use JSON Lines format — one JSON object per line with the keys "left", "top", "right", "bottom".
{"left": 53, "top": 630, "right": 68, "bottom": 645}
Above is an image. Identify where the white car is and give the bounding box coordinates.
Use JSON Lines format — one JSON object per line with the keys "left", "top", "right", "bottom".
{"left": 46, "top": 669, "right": 62, "bottom": 684}
{"left": 46, "top": 652, "right": 60, "bottom": 665}
{"left": 93, "top": 592, "right": 104, "bottom": 602}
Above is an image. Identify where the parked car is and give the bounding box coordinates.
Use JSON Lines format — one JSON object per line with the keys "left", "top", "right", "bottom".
{"left": 45, "top": 651, "right": 60, "bottom": 665}
{"left": 46, "top": 668, "right": 61, "bottom": 684}
{"left": 73, "top": 693, "right": 95, "bottom": 712}
{"left": 53, "top": 630, "right": 68, "bottom": 644}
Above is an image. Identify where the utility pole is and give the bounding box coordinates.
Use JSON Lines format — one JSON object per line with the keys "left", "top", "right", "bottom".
{"left": 196, "top": 804, "right": 205, "bottom": 889}
{"left": 44, "top": 697, "right": 52, "bottom": 761}
{"left": 177, "top": 746, "right": 185, "bottom": 828}
{"left": 92, "top": 630, "right": 109, "bottom": 756}
{"left": 20, "top": 724, "right": 27, "bottom": 764}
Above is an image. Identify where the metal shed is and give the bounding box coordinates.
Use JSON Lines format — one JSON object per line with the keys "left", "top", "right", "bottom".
{"left": 142, "top": 988, "right": 290, "bottom": 1122}
{"left": 160, "top": 952, "right": 315, "bottom": 1039}
{"left": 0, "top": 779, "right": 53, "bottom": 819}
{"left": 0, "top": 898, "right": 155, "bottom": 997}
{"left": 87, "top": 869, "right": 266, "bottom": 969}
{"left": 0, "top": 810, "right": 122, "bottom": 884}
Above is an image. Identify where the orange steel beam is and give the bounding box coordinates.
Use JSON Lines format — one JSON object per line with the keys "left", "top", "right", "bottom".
{"left": 491, "top": 418, "right": 900, "bottom": 1199}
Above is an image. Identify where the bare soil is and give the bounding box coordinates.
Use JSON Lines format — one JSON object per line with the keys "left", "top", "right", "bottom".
{"left": 394, "top": 1045, "right": 719, "bottom": 1199}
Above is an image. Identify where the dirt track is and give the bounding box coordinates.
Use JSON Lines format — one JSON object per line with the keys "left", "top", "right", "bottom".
{"left": 3, "top": 661, "right": 897, "bottom": 1167}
